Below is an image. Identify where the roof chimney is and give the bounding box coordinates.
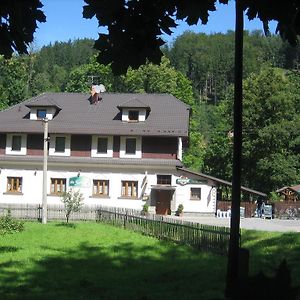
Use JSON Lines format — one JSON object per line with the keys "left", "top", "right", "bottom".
{"left": 91, "top": 84, "right": 106, "bottom": 104}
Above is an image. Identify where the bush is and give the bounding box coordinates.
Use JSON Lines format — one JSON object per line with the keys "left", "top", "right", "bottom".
{"left": 0, "top": 209, "right": 24, "bottom": 235}
{"left": 61, "top": 189, "right": 84, "bottom": 223}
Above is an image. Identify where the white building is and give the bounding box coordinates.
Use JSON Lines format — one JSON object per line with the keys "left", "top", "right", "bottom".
{"left": 0, "top": 91, "right": 219, "bottom": 215}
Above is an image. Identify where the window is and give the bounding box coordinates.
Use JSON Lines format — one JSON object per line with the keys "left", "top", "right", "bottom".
{"left": 126, "top": 138, "right": 136, "bottom": 154}
{"left": 7, "top": 177, "right": 22, "bottom": 193}
{"left": 37, "top": 109, "right": 47, "bottom": 119}
{"left": 50, "top": 178, "right": 66, "bottom": 195}
{"left": 128, "top": 110, "right": 139, "bottom": 122}
{"left": 120, "top": 136, "right": 141, "bottom": 158}
{"left": 121, "top": 181, "right": 138, "bottom": 198}
{"left": 97, "top": 137, "right": 108, "bottom": 154}
{"left": 157, "top": 175, "right": 172, "bottom": 185}
{"left": 55, "top": 137, "right": 65, "bottom": 152}
{"left": 190, "top": 188, "right": 201, "bottom": 200}
{"left": 93, "top": 180, "right": 109, "bottom": 196}
{"left": 6, "top": 134, "right": 27, "bottom": 155}
{"left": 11, "top": 135, "right": 22, "bottom": 151}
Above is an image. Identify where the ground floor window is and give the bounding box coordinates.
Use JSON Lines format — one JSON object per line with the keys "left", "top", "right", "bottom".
{"left": 121, "top": 181, "right": 138, "bottom": 198}
{"left": 190, "top": 188, "right": 201, "bottom": 200}
{"left": 93, "top": 179, "right": 109, "bottom": 196}
{"left": 50, "top": 178, "right": 66, "bottom": 195}
{"left": 157, "top": 174, "right": 172, "bottom": 185}
{"left": 7, "top": 177, "right": 22, "bottom": 193}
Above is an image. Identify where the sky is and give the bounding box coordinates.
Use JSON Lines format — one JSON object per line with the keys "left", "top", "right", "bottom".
{"left": 34, "top": 0, "right": 277, "bottom": 49}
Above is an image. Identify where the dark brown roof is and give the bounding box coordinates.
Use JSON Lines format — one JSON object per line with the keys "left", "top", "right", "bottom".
{"left": 25, "top": 94, "right": 61, "bottom": 109}
{"left": 178, "top": 167, "right": 267, "bottom": 197}
{"left": 117, "top": 98, "right": 150, "bottom": 110}
{"left": 0, "top": 154, "right": 183, "bottom": 168}
{"left": 0, "top": 93, "right": 189, "bottom": 137}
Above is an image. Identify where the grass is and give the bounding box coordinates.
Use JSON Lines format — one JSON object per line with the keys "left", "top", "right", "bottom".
{"left": 0, "top": 222, "right": 299, "bottom": 300}
{"left": 0, "top": 221, "right": 226, "bottom": 300}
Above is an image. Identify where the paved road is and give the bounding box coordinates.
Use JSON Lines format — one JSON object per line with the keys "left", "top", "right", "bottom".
{"left": 172, "top": 216, "right": 300, "bottom": 232}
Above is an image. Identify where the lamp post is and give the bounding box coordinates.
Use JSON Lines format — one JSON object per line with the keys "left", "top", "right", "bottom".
{"left": 42, "top": 118, "right": 48, "bottom": 224}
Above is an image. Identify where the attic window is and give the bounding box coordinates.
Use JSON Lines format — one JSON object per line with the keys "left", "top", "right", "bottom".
{"left": 128, "top": 110, "right": 139, "bottom": 122}
{"left": 37, "top": 109, "right": 47, "bottom": 119}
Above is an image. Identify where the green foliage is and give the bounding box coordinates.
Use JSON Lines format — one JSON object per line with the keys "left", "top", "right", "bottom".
{"left": 61, "top": 189, "right": 84, "bottom": 223}
{"left": 204, "top": 67, "right": 300, "bottom": 193}
{"left": 176, "top": 204, "right": 184, "bottom": 215}
{"left": 141, "top": 203, "right": 149, "bottom": 215}
{"left": 66, "top": 56, "right": 113, "bottom": 92}
{"left": 269, "top": 192, "right": 282, "bottom": 202}
{"left": 0, "top": 209, "right": 24, "bottom": 235}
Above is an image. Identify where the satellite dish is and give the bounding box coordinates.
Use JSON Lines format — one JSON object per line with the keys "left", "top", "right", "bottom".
{"left": 93, "top": 84, "right": 106, "bottom": 93}
{"left": 99, "top": 84, "right": 106, "bottom": 93}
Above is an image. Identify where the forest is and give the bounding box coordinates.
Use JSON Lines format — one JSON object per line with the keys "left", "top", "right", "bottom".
{"left": 0, "top": 30, "right": 299, "bottom": 194}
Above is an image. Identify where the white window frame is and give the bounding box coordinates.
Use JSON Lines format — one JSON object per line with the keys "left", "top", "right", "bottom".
{"left": 190, "top": 187, "right": 202, "bottom": 201}
{"left": 49, "top": 134, "right": 71, "bottom": 156}
{"left": 121, "top": 108, "right": 146, "bottom": 122}
{"left": 120, "top": 136, "right": 142, "bottom": 158}
{"left": 29, "top": 107, "right": 56, "bottom": 120}
{"left": 6, "top": 133, "right": 27, "bottom": 155}
{"left": 91, "top": 135, "right": 113, "bottom": 158}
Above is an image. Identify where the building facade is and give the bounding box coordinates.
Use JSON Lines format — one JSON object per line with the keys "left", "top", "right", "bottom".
{"left": 0, "top": 91, "right": 217, "bottom": 215}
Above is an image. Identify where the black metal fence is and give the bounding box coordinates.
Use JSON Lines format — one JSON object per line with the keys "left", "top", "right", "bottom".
{"left": 96, "top": 207, "right": 231, "bottom": 255}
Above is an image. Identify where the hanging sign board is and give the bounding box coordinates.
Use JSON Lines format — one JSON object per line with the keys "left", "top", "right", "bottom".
{"left": 176, "top": 176, "right": 206, "bottom": 186}
{"left": 69, "top": 176, "right": 91, "bottom": 188}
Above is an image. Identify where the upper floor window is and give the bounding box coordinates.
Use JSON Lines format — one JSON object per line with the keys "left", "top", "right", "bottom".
{"left": 6, "top": 134, "right": 27, "bottom": 155}
{"left": 121, "top": 180, "right": 138, "bottom": 198}
{"left": 12, "top": 135, "right": 22, "bottom": 151}
{"left": 37, "top": 109, "right": 47, "bottom": 119}
{"left": 55, "top": 137, "right": 66, "bottom": 152}
{"left": 157, "top": 175, "right": 172, "bottom": 185}
{"left": 126, "top": 138, "right": 136, "bottom": 154}
{"left": 190, "top": 188, "right": 201, "bottom": 200}
{"left": 120, "top": 136, "right": 141, "bottom": 158}
{"left": 50, "top": 178, "right": 66, "bottom": 195}
{"left": 97, "top": 137, "right": 108, "bottom": 154}
{"left": 93, "top": 179, "right": 109, "bottom": 196}
{"left": 128, "top": 110, "right": 139, "bottom": 122}
{"left": 91, "top": 135, "right": 113, "bottom": 158}
{"left": 7, "top": 177, "right": 22, "bottom": 193}
{"left": 49, "top": 134, "right": 70, "bottom": 156}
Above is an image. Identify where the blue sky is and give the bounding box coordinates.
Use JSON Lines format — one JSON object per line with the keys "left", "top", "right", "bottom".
{"left": 35, "top": 0, "right": 277, "bottom": 49}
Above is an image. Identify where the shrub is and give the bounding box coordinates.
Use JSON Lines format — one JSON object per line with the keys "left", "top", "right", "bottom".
{"left": 61, "top": 189, "right": 84, "bottom": 223}
{"left": 0, "top": 209, "right": 24, "bottom": 235}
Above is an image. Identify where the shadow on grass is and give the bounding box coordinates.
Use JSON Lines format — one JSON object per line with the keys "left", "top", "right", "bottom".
{"left": 0, "top": 246, "right": 20, "bottom": 253}
{"left": 0, "top": 241, "right": 226, "bottom": 300}
{"left": 55, "top": 222, "right": 77, "bottom": 229}
{"left": 241, "top": 231, "right": 300, "bottom": 292}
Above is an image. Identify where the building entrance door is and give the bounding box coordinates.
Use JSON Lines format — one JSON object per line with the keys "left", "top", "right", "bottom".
{"left": 155, "top": 190, "right": 171, "bottom": 215}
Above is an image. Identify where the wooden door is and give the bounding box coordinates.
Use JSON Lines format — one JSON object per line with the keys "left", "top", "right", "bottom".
{"left": 156, "top": 190, "right": 171, "bottom": 215}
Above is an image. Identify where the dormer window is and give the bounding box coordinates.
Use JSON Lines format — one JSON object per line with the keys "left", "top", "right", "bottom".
{"left": 128, "top": 110, "right": 139, "bottom": 122}
{"left": 37, "top": 109, "right": 47, "bottom": 119}
{"left": 117, "top": 98, "right": 150, "bottom": 123}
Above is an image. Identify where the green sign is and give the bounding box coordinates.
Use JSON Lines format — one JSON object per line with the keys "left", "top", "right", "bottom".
{"left": 176, "top": 177, "right": 206, "bottom": 186}
{"left": 69, "top": 176, "right": 91, "bottom": 188}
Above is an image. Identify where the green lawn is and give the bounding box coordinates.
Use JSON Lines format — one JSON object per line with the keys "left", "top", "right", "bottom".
{"left": 0, "top": 222, "right": 299, "bottom": 300}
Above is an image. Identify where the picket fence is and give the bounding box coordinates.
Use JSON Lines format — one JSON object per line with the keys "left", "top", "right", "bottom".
{"left": 0, "top": 203, "right": 231, "bottom": 255}
{"left": 96, "top": 207, "right": 231, "bottom": 255}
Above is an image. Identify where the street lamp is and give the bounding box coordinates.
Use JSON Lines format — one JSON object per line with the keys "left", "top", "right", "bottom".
{"left": 42, "top": 118, "right": 49, "bottom": 224}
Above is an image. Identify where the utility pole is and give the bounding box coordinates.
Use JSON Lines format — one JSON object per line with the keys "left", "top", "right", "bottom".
{"left": 42, "top": 118, "right": 48, "bottom": 224}
{"left": 225, "top": 0, "right": 244, "bottom": 297}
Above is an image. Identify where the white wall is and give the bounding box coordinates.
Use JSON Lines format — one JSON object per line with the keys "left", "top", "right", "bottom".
{"left": 0, "top": 167, "right": 216, "bottom": 214}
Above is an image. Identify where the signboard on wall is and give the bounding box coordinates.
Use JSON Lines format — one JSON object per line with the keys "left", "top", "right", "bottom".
{"left": 176, "top": 176, "right": 206, "bottom": 186}
{"left": 69, "top": 176, "right": 91, "bottom": 188}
